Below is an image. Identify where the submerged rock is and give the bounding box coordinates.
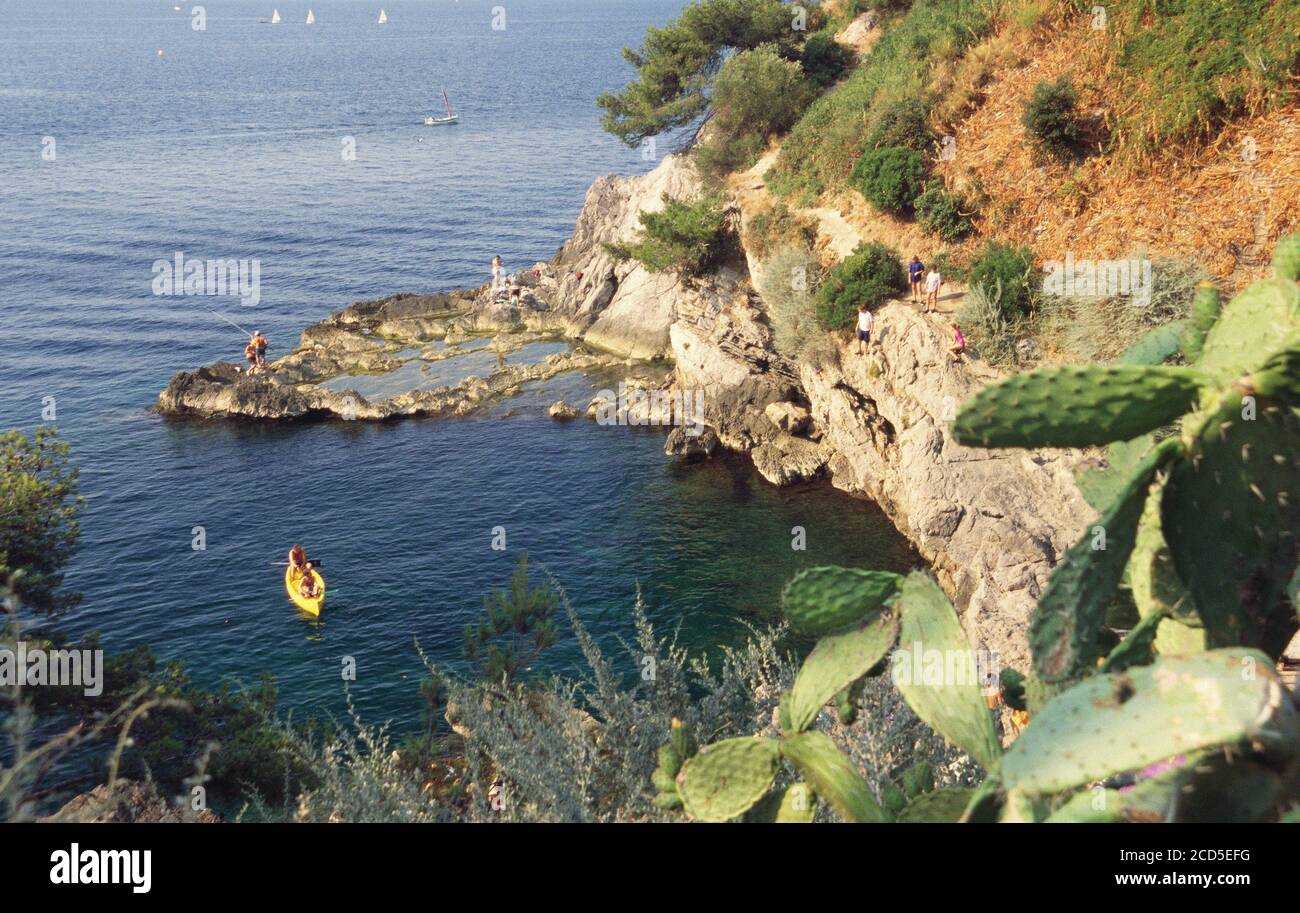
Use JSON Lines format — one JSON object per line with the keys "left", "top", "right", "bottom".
{"left": 548, "top": 400, "right": 578, "bottom": 420}
{"left": 664, "top": 426, "right": 720, "bottom": 461}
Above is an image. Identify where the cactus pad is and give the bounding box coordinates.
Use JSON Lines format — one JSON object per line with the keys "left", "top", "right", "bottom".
{"left": 1195, "top": 277, "right": 1299, "bottom": 385}
{"left": 787, "top": 612, "right": 899, "bottom": 732}
{"left": 1117, "top": 320, "right": 1187, "bottom": 366}
{"left": 780, "top": 566, "right": 901, "bottom": 636}
{"left": 952, "top": 364, "right": 1205, "bottom": 449}
{"left": 780, "top": 730, "right": 887, "bottom": 823}
{"left": 745, "top": 782, "right": 818, "bottom": 823}
{"left": 1162, "top": 390, "right": 1300, "bottom": 655}
{"left": 892, "top": 572, "right": 1002, "bottom": 768}
{"left": 902, "top": 761, "right": 934, "bottom": 798}
{"left": 1076, "top": 433, "right": 1154, "bottom": 512}
{"left": 1273, "top": 232, "right": 1300, "bottom": 281}
{"left": 1000, "top": 649, "right": 1300, "bottom": 794}
{"left": 677, "top": 737, "right": 781, "bottom": 822}
{"left": 1181, "top": 282, "right": 1222, "bottom": 363}
{"left": 896, "top": 788, "right": 975, "bottom": 823}
{"left": 1031, "top": 438, "right": 1179, "bottom": 682}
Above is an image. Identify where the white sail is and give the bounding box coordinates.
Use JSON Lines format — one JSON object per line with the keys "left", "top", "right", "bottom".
{"left": 270, "top": 9, "right": 280, "bottom": 24}
{"left": 306, "top": 9, "right": 314, "bottom": 24}
{"left": 377, "top": 9, "right": 387, "bottom": 24}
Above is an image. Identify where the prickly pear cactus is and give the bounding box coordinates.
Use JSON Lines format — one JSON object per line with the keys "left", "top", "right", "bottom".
{"left": 1000, "top": 649, "right": 1300, "bottom": 795}
{"left": 892, "top": 572, "right": 1002, "bottom": 769}
{"left": 1193, "top": 274, "right": 1298, "bottom": 385}
{"left": 1180, "top": 281, "right": 1221, "bottom": 363}
{"left": 786, "top": 611, "right": 899, "bottom": 732}
{"left": 779, "top": 730, "right": 887, "bottom": 823}
{"left": 780, "top": 566, "right": 901, "bottom": 636}
{"left": 1162, "top": 388, "right": 1300, "bottom": 655}
{"left": 745, "top": 782, "right": 817, "bottom": 823}
{"left": 1030, "top": 438, "right": 1180, "bottom": 682}
{"left": 1118, "top": 320, "right": 1187, "bottom": 366}
{"left": 676, "top": 736, "right": 781, "bottom": 822}
{"left": 897, "top": 788, "right": 975, "bottom": 823}
{"left": 651, "top": 718, "right": 698, "bottom": 811}
{"left": 951, "top": 364, "right": 1205, "bottom": 449}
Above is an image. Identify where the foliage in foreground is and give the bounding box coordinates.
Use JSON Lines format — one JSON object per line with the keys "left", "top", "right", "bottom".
{"left": 0, "top": 427, "right": 82, "bottom": 616}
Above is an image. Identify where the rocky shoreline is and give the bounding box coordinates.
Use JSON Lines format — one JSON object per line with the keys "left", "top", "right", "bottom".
{"left": 155, "top": 152, "right": 1089, "bottom": 671}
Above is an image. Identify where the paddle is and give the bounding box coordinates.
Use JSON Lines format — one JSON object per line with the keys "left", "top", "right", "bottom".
{"left": 272, "top": 560, "right": 325, "bottom": 568}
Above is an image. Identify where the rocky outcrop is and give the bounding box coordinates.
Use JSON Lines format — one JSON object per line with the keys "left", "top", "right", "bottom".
{"left": 800, "top": 305, "right": 1093, "bottom": 672}
{"left": 41, "top": 780, "right": 221, "bottom": 823}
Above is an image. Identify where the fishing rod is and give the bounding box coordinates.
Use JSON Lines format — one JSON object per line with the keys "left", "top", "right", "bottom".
{"left": 200, "top": 304, "right": 255, "bottom": 338}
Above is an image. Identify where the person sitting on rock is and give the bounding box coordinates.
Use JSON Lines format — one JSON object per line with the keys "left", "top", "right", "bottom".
{"left": 288, "top": 544, "right": 307, "bottom": 577}
{"left": 855, "top": 303, "right": 874, "bottom": 355}
{"left": 949, "top": 322, "right": 967, "bottom": 363}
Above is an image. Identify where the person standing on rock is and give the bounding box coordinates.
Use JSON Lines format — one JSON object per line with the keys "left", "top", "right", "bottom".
{"left": 491, "top": 255, "right": 504, "bottom": 297}
{"left": 925, "top": 266, "right": 943, "bottom": 314}
{"left": 855, "top": 303, "right": 874, "bottom": 355}
{"left": 908, "top": 255, "right": 925, "bottom": 303}
{"left": 253, "top": 330, "right": 268, "bottom": 369}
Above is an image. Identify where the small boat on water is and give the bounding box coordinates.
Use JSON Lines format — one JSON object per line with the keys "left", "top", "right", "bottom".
{"left": 259, "top": 9, "right": 281, "bottom": 24}
{"left": 306, "top": 9, "right": 315, "bottom": 24}
{"left": 377, "top": 8, "right": 388, "bottom": 24}
{"left": 285, "top": 564, "right": 325, "bottom": 616}
{"left": 424, "top": 89, "right": 458, "bottom": 126}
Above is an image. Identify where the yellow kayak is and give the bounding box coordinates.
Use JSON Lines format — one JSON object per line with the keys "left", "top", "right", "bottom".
{"left": 285, "top": 564, "right": 325, "bottom": 615}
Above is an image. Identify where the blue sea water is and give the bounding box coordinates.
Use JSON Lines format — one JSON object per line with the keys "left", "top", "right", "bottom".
{"left": 0, "top": 0, "right": 918, "bottom": 730}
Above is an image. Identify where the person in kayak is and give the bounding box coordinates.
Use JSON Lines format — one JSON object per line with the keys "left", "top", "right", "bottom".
{"left": 288, "top": 544, "right": 307, "bottom": 577}
{"left": 298, "top": 561, "right": 320, "bottom": 599}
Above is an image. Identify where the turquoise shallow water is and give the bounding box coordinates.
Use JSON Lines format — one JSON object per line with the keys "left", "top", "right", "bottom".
{"left": 0, "top": 0, "right": 921, "bottom": 731}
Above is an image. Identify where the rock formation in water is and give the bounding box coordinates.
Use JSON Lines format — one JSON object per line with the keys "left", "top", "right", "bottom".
{"left": 154, "top": 152, "right": 1089, "bottom": 669}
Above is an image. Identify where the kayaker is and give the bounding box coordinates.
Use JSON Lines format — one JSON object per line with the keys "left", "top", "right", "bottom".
{"left": 298, "top": 562, "right": 320, "bottom": 599}
{"left": 288, "top": 544, "right": 307, "bottom": 577}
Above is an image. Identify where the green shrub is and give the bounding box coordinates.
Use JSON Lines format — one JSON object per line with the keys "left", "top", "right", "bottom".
{"left": 605, "top": 193, "right": 729, "bottom": 277}
{"left": 696, "top": 45, "right": 817, "bottom": 181}
{"left": 815, "top": 241, "right": 907, "bottom": 331}
{"left": 914, "top": 185, "right": 973, "bottom": 241}
{"left": 865, "top": 95, "right": 934, "bottom": 152}
{"left": 597, "top": 0, "right": 804, "bottom": 145}
{"left": 759, "top": 246, "right": 834, "bottom": 362}
{"left": 1021, "top": 76, "right": 1083, "bottom": 162}
{"left": 0, "top": 427, "right": 82, "bottom": 616}
{"left": 967, "top": 240, "right": 1036, "bottom": 317}
{"left": 851, "top": 146, "right": 926, "bottom": 214}
{"left": 800, "top": 30, "right": 853, "bottom": 87}
{"left": 767, "top": 0, "right": 991, "bottom": 200}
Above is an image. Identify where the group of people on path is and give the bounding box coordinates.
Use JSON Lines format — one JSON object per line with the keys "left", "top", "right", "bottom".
{"left": 855, "top": 254, "right": 965, "bottom": 363}
{"left": 288, "top": 544, "right": 321, "bottom": 600}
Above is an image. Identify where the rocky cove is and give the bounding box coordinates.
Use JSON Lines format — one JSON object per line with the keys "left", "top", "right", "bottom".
{"left": 156, "top": 152, "right": 1091, "bottom": 674}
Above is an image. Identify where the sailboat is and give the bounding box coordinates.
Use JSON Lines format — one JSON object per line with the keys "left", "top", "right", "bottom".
{"left": 424, "top": 89, "right": 458, "bottom": 126}
{"left": 377, "top": 9, "right": 388, "bottom": 24}
{"left": 306, "top": 9, "right": 314, "bottom": 24}
{"left": 259, "top": 9, "right": 280, "bottom": 23}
